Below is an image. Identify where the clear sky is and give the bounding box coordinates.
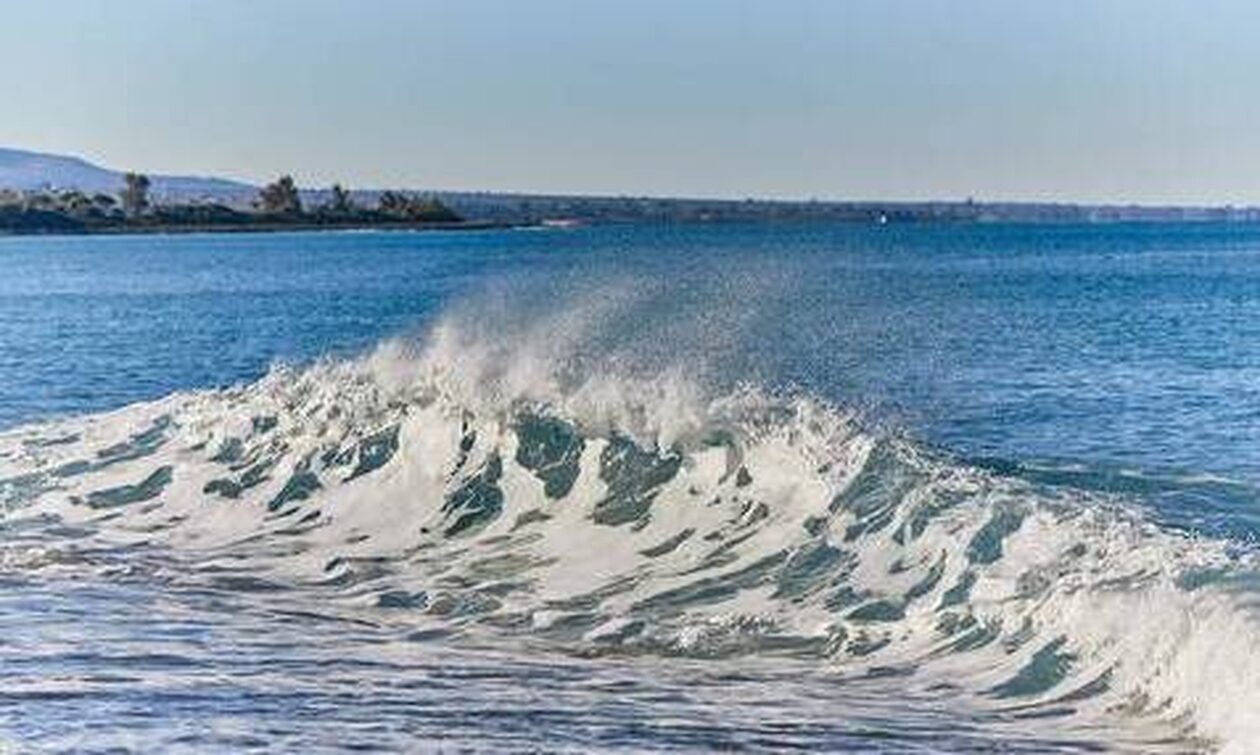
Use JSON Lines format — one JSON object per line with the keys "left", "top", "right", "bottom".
{"left": 2, "top": 0, "right": 1258, "bottom": 203}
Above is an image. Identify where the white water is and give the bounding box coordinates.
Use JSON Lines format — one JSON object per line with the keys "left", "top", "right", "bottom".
{"left": 3, "top": 313, "right": 1260, "bottom": 752}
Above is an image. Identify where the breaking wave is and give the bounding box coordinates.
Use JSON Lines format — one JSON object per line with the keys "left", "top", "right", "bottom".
{"left": 3, "top": 313, "right": 1260, "bottom": 752}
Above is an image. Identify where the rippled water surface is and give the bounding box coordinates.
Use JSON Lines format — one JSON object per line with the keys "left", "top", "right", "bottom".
{"left": 3, "top": 224, "right": 1260, "bottom": 752}
{"left": 3, "top": 576, "right": 1141, "bottom": 753}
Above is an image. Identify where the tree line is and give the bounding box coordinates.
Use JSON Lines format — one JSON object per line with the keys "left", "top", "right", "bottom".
{"left": 0, "top": 171, "right": 461, "bottom": 233}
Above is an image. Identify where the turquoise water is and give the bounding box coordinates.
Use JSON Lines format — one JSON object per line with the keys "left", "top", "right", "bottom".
{"left": 2, "top": 224, "right": 1260, "bottom": 751}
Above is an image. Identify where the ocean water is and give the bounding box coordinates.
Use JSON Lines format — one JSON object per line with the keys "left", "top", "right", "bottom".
{"left": 2, "top": 223, "right": 1260, "bottom": 752}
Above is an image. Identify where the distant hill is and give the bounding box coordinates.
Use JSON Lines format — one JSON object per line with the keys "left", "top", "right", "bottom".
{"left": 0, "top": 147, "right": 255, "bottom": 202}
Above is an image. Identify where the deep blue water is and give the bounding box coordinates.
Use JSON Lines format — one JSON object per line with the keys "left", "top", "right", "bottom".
{"left": 4, "top": 223, "right": 1259, "bottom": 491}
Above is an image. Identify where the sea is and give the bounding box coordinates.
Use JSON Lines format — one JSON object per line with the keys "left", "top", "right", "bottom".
{"left": 2, "top": 222, "right": 1259, "bottom": 752}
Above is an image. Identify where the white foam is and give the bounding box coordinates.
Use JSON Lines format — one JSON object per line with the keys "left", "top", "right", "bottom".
{"left": 2, "top": 320, "right": 1259, "bottom": 751}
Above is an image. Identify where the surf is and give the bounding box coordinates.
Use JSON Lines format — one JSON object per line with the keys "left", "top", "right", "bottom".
{"left": 3, "top": 314, "right": 1260, "bottom": 752}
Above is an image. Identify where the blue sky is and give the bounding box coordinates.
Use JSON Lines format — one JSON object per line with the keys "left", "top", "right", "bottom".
{"left": 2, "top": 0, "right": 1258, "bottom": 202}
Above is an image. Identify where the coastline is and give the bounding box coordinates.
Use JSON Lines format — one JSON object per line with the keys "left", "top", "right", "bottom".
{"left": 0, "top": 218, "right": 529, "bottom": 238}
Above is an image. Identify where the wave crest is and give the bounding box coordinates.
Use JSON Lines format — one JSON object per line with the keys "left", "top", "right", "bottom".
{"left": 3, "top": 324, "right": 1260, "bottom": 751}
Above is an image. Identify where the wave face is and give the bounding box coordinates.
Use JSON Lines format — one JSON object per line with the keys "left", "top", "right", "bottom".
{"left": 3, "top": 316, "right": 1260, "bottom": 752}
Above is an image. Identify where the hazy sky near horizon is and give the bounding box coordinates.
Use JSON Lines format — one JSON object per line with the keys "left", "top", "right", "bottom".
{"left": 2, "top": 0, "right": 1259, "bottom": 202}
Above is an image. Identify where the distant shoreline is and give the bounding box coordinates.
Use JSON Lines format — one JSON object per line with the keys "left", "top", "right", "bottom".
{"left": 0, "top": 219, "right": 527, "bottom": 238}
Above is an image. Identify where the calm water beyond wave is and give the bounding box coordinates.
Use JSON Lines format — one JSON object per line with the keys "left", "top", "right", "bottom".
{"left": 3, "top": 223, "right": 1260, "bottom": 752}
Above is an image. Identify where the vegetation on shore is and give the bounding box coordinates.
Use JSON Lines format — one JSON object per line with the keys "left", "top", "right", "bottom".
{"left": 0, "top": 173, "right": 463, "bottom": 235}
{"left": 7, "top": 164, "right": 1260, "bottom": 235}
